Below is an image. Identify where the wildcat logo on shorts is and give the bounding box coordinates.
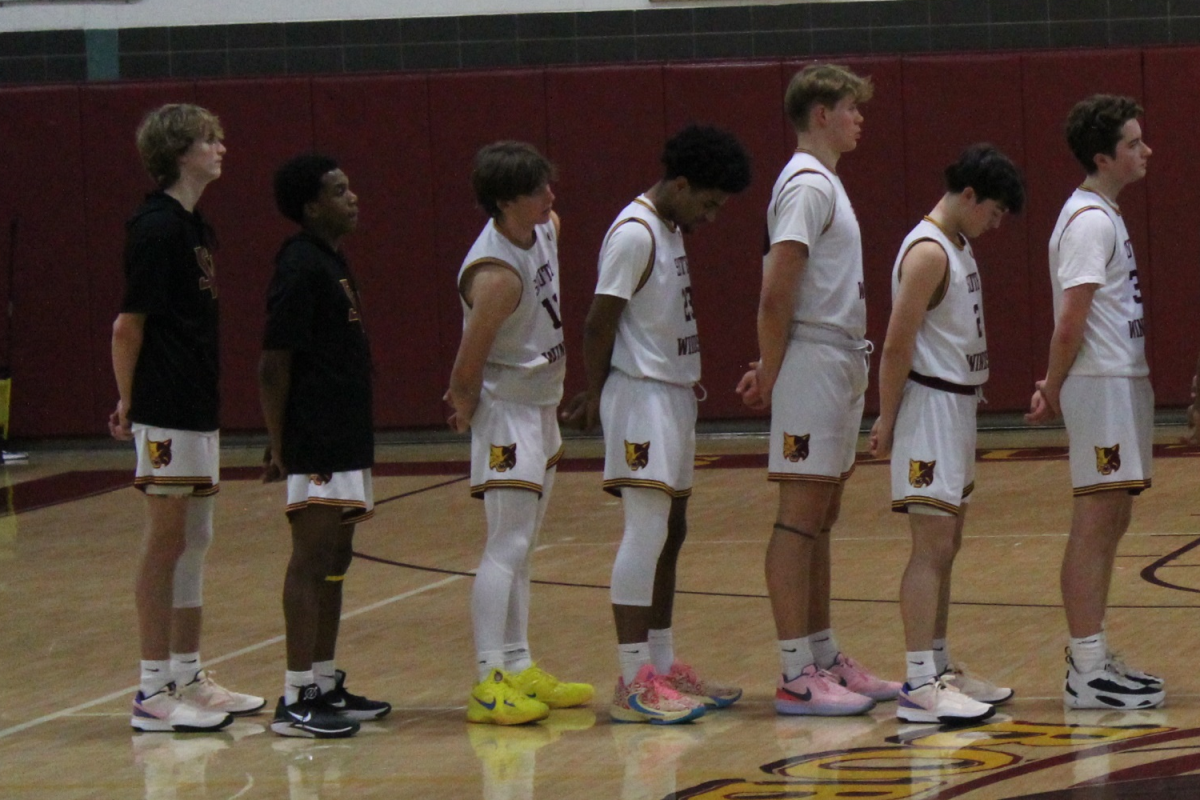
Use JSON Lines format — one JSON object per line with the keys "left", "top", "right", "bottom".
{"left": 624, "top": 441, "right": 650, "bottom": 470}
{"left": 1095, "top": 444, "right": 1121, "bottom": 475}
{"left": 309, "top": 473, "right": 333, "bottom": 486}
{"left": 909, "top": 459, "right": 936, "bottom": 488}
{"left": 489, "top": 443, "right": 517, "bottom": 472}
{"left": 148, "top": 438, "right": 172, "bottom": 469}
{"left": 783, "top": 432, "right": 810, "bottom": 462}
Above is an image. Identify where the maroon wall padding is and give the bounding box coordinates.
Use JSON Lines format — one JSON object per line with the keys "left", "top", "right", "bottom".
{"left": 82, "top": 82, "right": 197, "bottom": 435}
{"left": 1143, "top": 49, "right": 1200, "bottom": 405}
{"left": 663, "top": 62, "right": 782, "bottom": 418}
{"left": 901, "top": 55, "right": 1030, "bottom": 410}
{"left": 1020, "top": 50, "right": 1148, "bottom": 390}
{"left": 194, "top": 78, "right": 314, "bottom": 431}
{"left": 311, "top": 75, "right": 444, "bottom": 427}
{"left": 546, "top": 66, "right": 666, "bottom": 407}
{"left": 0, "top": 87, "right": 90, "bottom": 437}
{"left": 428, "top": 70, "right": 548, "bottom": 407}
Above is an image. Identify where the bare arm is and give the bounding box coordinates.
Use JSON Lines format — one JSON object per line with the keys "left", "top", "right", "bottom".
{"left": 869, "top": 242, "right": 947, "bottom": 459}
{"left": 737, "top": 240, "right": 806, "bottom": 409}
{"left": 445, "top": 264, "right": 522, "bottom": 432}
{"left": 109, "top": 312, "right": 146, "bottom": 440}
{"left": 258, "top": 349, "right": 292, "bottom": 482}
{"left": 1026, "top": 283, "right": 1097, "bottom": 424}
{"left": 561, "top": 294, "right": 626, "bottom": 430}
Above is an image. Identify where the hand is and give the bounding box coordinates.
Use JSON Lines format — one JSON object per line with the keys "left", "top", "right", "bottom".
{"left": 869, "top": 417, "right": 893, "bottom": 459}
{"left": 560, "top": 390, "right": 600, "bottom": 431}
{"left": 108, "top": 400, "right": 132, "bottom": 441}
{"left": 443, "top": 388, "right": 471, "bottom": 433}
{"left": 261, "top": 445, "right": 286, "bottom": 483}
{"left": 1184, "top": 373, "right": 1199, "bottom": 444}
{"left": 1024, "top": 379, "right": 1060, "bottom": 425}
{"left": 736, "top": 361, "right": 771, "bottom": 410}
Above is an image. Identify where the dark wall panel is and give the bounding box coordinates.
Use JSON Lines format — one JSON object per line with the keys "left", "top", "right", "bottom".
{"left": 312, "top": 75, "right": 442, "bottom": 428}
{"left": 902, "top": 55, "right": 1029, "bottom": 411}
{"left": 1142, "top": 49, "right": 1199, "bottom": 405}
{"left": 0, "top": 87, "right": 90, "bottom": 438}
{"left": 547, "top": 66, "right": 665, "bottom": 405}
{"left": 1020, "top": 50, "right": 1146, "bottom": 394}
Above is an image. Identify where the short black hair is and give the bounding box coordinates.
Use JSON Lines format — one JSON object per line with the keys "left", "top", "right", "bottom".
{"left": 471, "top": 141, "right": 555, "bottom": 220}
{"left": 661, "top": 124, "right": 752, "bottom": 194}
{"left": 944, "top": 143, "right": 1025, "bottom": 214}
{"left": 274, "top": 153, "right": 340, "bottom": 224}
{"left": 1065, "top": 94, "right": 1143, "bottom": 174}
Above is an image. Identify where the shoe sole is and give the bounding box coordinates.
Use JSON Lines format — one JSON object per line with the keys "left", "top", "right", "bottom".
{"left": 896, "top": 706, "right": 995, "bottom": 725}
{"left": 610, "top": 706, "right": 705, "bottom": 725}
{"left": 1063, "top": 694, "right": 1165, "bottom": 710}
{"left": 131, "top": 715, "right": 233, "bottom": 733}
{"left": 774, "top": 698, "right": 876, "bottom": 716}
{"left": 270, "top": 720, "right": 358, "bottom": 738}
{"left": 334, "top": 706, "right": 392, "bottom": 721}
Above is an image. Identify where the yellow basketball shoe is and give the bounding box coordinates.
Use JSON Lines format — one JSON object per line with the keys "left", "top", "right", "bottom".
{"left": 509, "top": 663, "right": 594, "bottom": 709}
{"left": 467, "top": 669, "right": 550, "bottom": 725}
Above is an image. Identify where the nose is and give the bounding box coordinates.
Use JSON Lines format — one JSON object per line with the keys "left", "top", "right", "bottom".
{"left": 348, "top": 189, "right": 358, "bottom": 204}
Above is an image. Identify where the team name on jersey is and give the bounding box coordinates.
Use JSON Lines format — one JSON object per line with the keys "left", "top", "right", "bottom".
{"left": 675, "top": 255, "right": 690, "bottom": 276}
{"left": 541, "top": 342, "right": 566, "bottom": 363}
{"left": 533, "top": 262, "right": 555, "bottom": 296}
{"left": 966, "top": 272, "right": 981, "bottom": 293}
{"left": 966, "top": 351, "right": 989, "bottom": 372}
{"left": 1128, "top": 318, "right": 1145, "bottom": 339}
{"left": 676, "top": 334, "right": 700, "bottom": 356}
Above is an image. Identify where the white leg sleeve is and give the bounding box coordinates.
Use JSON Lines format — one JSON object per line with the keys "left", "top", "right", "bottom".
{"left": 173, "top": 495, "right": 214, "bottom": 608}
{"left": 504, "top": 467, "right": 554, "bottom": 651}
{"left": 473, "top": 488, "right": 539, "bottom": 658}
{"left": 610, "top": 487, "right": 671, "bottom": 607}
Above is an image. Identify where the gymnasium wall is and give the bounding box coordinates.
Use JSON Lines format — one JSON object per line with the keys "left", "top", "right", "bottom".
{"left": 0, "top": 48, "right": 1196, "bottom": 438}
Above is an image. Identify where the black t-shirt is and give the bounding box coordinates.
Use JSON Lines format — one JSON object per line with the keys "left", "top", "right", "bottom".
{"left": 263, "top": 232, "right": 374, "bottom": 473}
{"left": 120, "top": 192, "right": 220, "bottom": 431}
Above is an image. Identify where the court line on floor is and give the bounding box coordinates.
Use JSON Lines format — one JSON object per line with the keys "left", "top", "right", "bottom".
{"left": 0, "top": 574, "right": 463, "bottom": 741}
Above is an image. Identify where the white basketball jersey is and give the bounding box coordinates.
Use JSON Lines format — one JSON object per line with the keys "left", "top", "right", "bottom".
{"left": 766, "top": 150, "right": 866, "bottom": 341}
{"left": 1049, "top": 188, "right": 1148, "bottom": 377}
{"left": 893, "top": 217, "right": 989, "bottom": 386}
{"left": 458, "top": 219, "right": 566, "bottom": 405}
{"left": 599, "top": 197, "right": 700, "bottom": 386}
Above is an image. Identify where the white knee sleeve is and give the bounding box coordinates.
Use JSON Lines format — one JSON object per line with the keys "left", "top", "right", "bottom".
{"left": 610, "top": 487, "right": 671, "bottom": 607}
{"left": 173, "top": 495, "right": 213, "bottom": 608}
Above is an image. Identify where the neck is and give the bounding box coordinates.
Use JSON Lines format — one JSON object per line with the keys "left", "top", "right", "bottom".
{"left": 1081, "top": 174, "right": 1124, "bottom": 205}
{"left": 643, "top": 182, "right": 674, "bottom": 225}
{"left": 306, "top": 225, "right": 343, "bottom": 251}
{"left": 495, "top": 216, "right": 535, "bottom": 249}
{"left": 795, "top": 133, "right": 840, "bottom": 172}
{"left": 165, "top": 174, "right": 207, "bottom": 213}
{"left": 927, "top": 196, "right": 965, "bottom": 242}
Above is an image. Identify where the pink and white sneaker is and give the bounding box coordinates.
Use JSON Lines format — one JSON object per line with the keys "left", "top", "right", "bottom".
{"left": 775, "top": 664, "right": 876, "bottom": 716}
{"left": 826, "top": 653, "right": 902, "bottom": 701}
{"left": 611, "top": 664, "right": 706, "bottom": 725}
{"left": 660, "top": 661, "right": 742, "bottom": 709}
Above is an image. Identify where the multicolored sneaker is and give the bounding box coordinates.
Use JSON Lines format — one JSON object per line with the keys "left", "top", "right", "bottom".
{"left": 610, "top": 664, "right": 706, "bottom": 725}
{"left": 940, "top": 663, "right": 1014, "bottom": 705}
{"left": 271, "top": 685, "right": 360, "bottom": 739}
{"left": 826, "top": 653, "right": 902, "bottom": 701}
{"left": 660, "top": 660, "right": 742, "bottom": 709}
{"left": 775, "top": 664, "right": 876, "bottom": 716}
{"left": 132, "top": 683, "right": 233, "bottom": 733}
{"left": 897, "top": 679, "right": 994, "bottom": 725}
{"left": 508, "top": 663, "right": 594, "bottom": 709}
{"left": 1064, "top": 653, "right": 1165, "bottom": 710}
{"left": 468, "top": 669, "right": 550, "bottom": 725}
{"left": 323, "top": 669, "right": 391, "bottom": 720}
{"left": 176, "top": 669, "right": 266, "bottom": 716}
{"left": 1107, "top": 651, "right": 1163, "bottom": 689}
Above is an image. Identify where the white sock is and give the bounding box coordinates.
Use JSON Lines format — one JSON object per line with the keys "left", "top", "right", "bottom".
{"left": 932, "top": 638, "right": 949, "bottom": 674}
{"left": 285, "top": 670, "right": 314, "bottom": 705}
{"left": 1070, "top": 632, "right": 1108, "bottom": 674}
{"left": 618, "top": 643, "right": 651, "bottom": 685}
{"left": 313, "top": 660, "right": 337, "bottom": 694}
{"left": 778, "top": 637, "right": 814, "bottom": 682}
{"left": 140, "top": 660, "right": 172, "bottom": 695}
{"left": 808, "top": 629, "right": 839, "bottom": 669}
{"left": 648, "top": 628, "right": 675, "bottom": 674}
{"left": 905, "top": 650, "right": 937, "bottom": 688}
{"left": 477, "top": 649, "right": 506, "bottom": 682}
{"left": 170, "top": 652, "right": 201, "bottom": 687}
{"left": 503, "top": 643, "right": 533, "bottom": 674}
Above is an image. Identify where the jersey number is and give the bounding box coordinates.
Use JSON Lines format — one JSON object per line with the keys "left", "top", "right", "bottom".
{"left": 1129, "top": 269, "right": 1143, "bottom": 304}
{"left": 541, "top": 296, "right": 563, "bottom": 329}
{"left": 973, "top": 303, "right": 982, "bottom": 338}
{"left": 682, "top": 286, "right": 695, "bottom": 322}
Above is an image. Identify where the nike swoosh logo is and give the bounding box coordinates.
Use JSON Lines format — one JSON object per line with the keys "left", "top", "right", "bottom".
{"left": 326, "top": 698, "right": 347, "bottom": 708}
{"left": 782, "top": 648, "right": 798, "bottom": 653}
{"left": 781, "top": 687, "right": 813, "bottom": 702}
{"left": 908, "top": 660, "right": 926, "bottom": 666}
{"left": 475, "top": 696, "right": 497, "bottom": 710}
{"left": 288, "top": 710, "right": 313, "bottom": 723}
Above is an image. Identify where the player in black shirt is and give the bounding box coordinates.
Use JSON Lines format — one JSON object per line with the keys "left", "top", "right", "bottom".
{"left": 260, "top": 153, "right": 390, "bottom": 738}
{"left": 111, "top": 103, "right": 263, "bottom": 733}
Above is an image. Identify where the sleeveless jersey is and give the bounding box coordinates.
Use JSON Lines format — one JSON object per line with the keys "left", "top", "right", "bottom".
{"left": 458, "top": 219, "right": 566, "bottom": 405}
{"left": 599, "top": 196, "right": 699, "bottom": 386}
{"left": 1049, "top": 188, "right": 1148, "bottom": 377}
{"left": 766, "top": 150, "right": 866, "bottom": 341}
{"left": 893, "top": 217, "right": 989, "bottom": 386}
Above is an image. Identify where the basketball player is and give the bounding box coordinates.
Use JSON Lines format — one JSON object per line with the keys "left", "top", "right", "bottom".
{"left": 1026, "top": 95, "right": 1165, "bottom": 710}
{"left": 446, "top": 141, "right": 593, "bottom": 725}
{"left": 736, "top": 64, "right": 900, "bottom": 715}
{"left": 870, "top": 144, "right": 1025, "bottom": 724}
{"left": 561, "top": 125, "right": 752, "bottom": 724}
{"left": 260, "top": 154, "right": 391, "bottom": 738}
{"left": 110, "top": 104, "right": 263, "bottom": 733}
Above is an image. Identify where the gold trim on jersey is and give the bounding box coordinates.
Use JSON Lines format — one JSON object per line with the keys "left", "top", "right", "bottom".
{"left": 606, "top": 217, "right": 657, "bottom": 294}
{"left": 134, "top": 476, "right": 219, "bottom": 496}
{"left": 922, "top": 215, "right": 966, "bottom": 251}
{"left": 767, "top": 464, "right": 854, "bottom": 484}
{"left": 546, "top": 446, "right": 564, "bottom": 470}
{"left": 897, "top": 236, "right": 951, "bottom": 310}
{"left": 470, "top": 479, "right": 545, "bottom": 499}
{"left": 1072, "top": 479, "right": 1150, "bottom": 497}
{"left": 458, "top": 258, "right": 523, "bottom": 310}
{"left": 774, "top": 167, "right": 836, "bottom": 234}
{"left": 1078, "top": 185, "right": 1121, "bottom": 215}
{"left": 285, "top": 498, "right": 374, "bottom": 524}
{"left": 632, "top": 197, "right": 676, "bottom": 232}
{"left": 892, "top": 496, "right": 962, "bottom": 515}
{"left": 602, "top": 478, "right": 692, "bottom": 498}
{"left": 1057, "top": 205, "right": 1117, "bottom": 263}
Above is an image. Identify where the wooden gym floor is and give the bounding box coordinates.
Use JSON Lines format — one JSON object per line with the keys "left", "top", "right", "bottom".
{"left": 1, "top": 423, "right": 1199, "bottom": 799}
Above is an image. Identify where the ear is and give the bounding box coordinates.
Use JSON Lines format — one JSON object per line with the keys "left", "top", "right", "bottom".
{"left": 811, "top": 102, "right": 831, "bottom": 128}
{"left": 961, "top": 186, "right": 978, "bottom": 204}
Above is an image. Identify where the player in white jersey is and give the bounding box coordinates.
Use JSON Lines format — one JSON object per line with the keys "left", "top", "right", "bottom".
{"left": 871, "top": 145, "right": 1025, "bottom": 725}
{"left": 563, "top": 126, "right": 751, "bottom": 724}
{"left": 736, "top": 64, "right": 900, "bottom": 716}
{"left": 1026, "top": 95, "right": 1164, "bottom": 710}
{"left": 446, "top": 142, "right": 592, "bottom": 725}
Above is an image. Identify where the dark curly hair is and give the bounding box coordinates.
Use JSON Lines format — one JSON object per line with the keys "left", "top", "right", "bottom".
{"left": 944, "top": 143, "right": 1025, "bottom": 214}
{"left": 661, "top": 124, "right": 752, "bottom": 194}
{"left": 1065, "top": 94, "right": 1143, "bottom": 174}
{"left": 274, "top": 153, "right": 339, "bottom": 225}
